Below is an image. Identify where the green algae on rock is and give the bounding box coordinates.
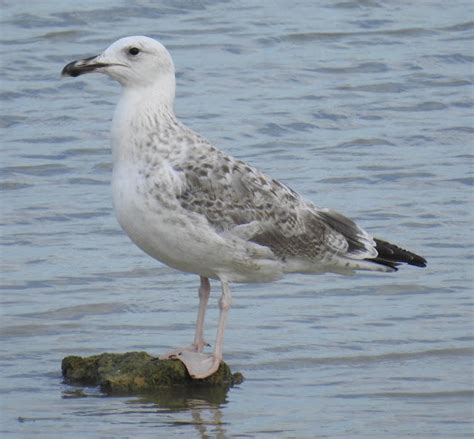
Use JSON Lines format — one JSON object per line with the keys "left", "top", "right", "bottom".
{"left": 61, "top": 352, "right": 243, "bottom": 394}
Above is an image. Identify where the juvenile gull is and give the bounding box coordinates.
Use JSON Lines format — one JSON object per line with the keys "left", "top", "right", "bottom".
{"left": 62, "top": 36, "right": 427, "bottom": 379}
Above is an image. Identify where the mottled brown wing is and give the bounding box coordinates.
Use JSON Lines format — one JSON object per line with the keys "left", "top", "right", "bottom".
{"left": 175, "top": 144, "right": 376, "bottom": 262}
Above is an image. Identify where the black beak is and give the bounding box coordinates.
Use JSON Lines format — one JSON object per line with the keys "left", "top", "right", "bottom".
{"left": 61, "top": 55, "right": 109, "bottom": 77}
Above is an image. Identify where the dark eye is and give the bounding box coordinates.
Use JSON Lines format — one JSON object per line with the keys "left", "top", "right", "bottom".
{"left": 128, "top": 47, "right": 140, "bottom": 56}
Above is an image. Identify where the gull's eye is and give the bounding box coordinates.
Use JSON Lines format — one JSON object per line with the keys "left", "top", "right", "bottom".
{"left": 128, "top": 47, "right": 140, "bottom": 56}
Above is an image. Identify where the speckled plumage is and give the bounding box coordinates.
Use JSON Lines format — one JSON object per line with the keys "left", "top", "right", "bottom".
{"left": 62, "top": 36, "right": 426, "bottom": 378}
{"left": 169, "top": 123, "right": 378, "bottom": 266}
{"left": 116, "top": 107, "right": 384, "bottom": 281}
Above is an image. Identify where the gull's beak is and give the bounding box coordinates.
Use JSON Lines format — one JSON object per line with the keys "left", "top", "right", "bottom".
{"left": 61, "top": 55, "right": 109, "bottom": 77}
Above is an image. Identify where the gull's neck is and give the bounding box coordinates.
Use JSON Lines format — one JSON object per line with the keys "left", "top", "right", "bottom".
{"left": 111, "top": 75, "right": 178, "bottom": 164}
{"left": 117, "top": 74, "right": 176, "bottom": 120}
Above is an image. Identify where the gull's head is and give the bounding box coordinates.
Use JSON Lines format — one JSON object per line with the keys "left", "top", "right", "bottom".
{"left": 62, "top": 36, "right": 175, "bottom": 89}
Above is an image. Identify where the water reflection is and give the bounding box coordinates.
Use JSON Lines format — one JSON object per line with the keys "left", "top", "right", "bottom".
{"left": 63, "top": 382, "right": 233, "bottom": 437}
{"left": 131, "top": 385, "right": 232, "bottom": 438}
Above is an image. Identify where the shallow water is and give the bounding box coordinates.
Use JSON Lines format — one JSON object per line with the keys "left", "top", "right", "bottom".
{"left": 1, "top": 1, "right": 473, "bottom": 437}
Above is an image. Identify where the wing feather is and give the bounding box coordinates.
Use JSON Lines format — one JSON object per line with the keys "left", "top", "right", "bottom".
{"left": 173, "top": 138, "right": 376, "bottom": 263}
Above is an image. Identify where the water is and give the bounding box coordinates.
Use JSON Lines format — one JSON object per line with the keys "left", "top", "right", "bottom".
{"left": 1, "top": 1, "right": 473, "bottom": 437}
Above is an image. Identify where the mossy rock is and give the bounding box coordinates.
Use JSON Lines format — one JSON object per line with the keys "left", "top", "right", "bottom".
{"left": 62, "top": 352, "right": 243, "bottom": 394}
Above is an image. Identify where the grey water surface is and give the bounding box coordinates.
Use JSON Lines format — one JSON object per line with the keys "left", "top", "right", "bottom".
{"left": 1, "top": 1, "right": 473, "bottom": 438}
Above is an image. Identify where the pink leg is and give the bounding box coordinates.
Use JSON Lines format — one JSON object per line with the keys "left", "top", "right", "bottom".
{"left": 193, "top": 277, "right": 210, "bottom": 352}
{"left": 213, "top": 280, "right": 232, "bottom": 360}
{"left": 169, "top": 279, "right": 232, "bottom": 379}
{"left": 159, "top": 276, "right": 210, "bottom": 359}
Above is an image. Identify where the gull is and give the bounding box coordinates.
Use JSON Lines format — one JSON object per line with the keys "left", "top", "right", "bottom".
{"left": 62, "top": 36, "right": 426, "bottom": 379}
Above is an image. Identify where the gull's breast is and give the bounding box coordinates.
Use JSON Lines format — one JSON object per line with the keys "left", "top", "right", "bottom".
{"left": 111, "top": 162, "right": 208, "bottom": 273}
{"left": 110, "top": 161, "right": 283, "bottom": 283}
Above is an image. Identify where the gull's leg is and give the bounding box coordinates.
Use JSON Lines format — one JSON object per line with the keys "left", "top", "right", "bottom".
{"left": 213, "top": 280, "right": 231, "bottom": 360}
{"left": 174, "top": 279, "right": 232, "bottom": 379}
{"left": 159, "top": 276, "right": 210, "bottom": 359}
{"left": 193, "top": 276, "right": 210, "bottom": 352}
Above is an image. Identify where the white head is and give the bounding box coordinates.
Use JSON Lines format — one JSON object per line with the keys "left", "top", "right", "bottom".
{"left": 62, "top": 36, "right": 176, "bottom": 91}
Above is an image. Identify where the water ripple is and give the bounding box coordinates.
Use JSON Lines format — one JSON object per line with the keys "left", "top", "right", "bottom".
{"left": 253, "top": 347, "right": 474, "bottom": 370}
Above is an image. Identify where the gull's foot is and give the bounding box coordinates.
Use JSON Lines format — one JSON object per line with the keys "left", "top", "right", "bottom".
{"left": 159, "top": 345, "right": 195, "bottom": 360}
{"left": 159, "top": 340, "right": 209, "bottom": 360}
{"left": 169, "top": 351, "right": 221, "bottom": 379}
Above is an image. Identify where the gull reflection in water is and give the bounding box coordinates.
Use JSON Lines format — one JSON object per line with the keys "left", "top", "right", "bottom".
{"left": 129, "top": 383, "right": 235, "bottom": 439}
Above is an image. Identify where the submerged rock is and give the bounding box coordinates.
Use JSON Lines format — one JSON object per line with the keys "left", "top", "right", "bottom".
{"left": 61, "top": 352, "right": 243, "bottom": 394}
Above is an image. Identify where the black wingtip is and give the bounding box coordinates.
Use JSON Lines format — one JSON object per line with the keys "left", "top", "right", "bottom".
{"left": 371, "top": 238, "right": 427, "bottom": 269}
